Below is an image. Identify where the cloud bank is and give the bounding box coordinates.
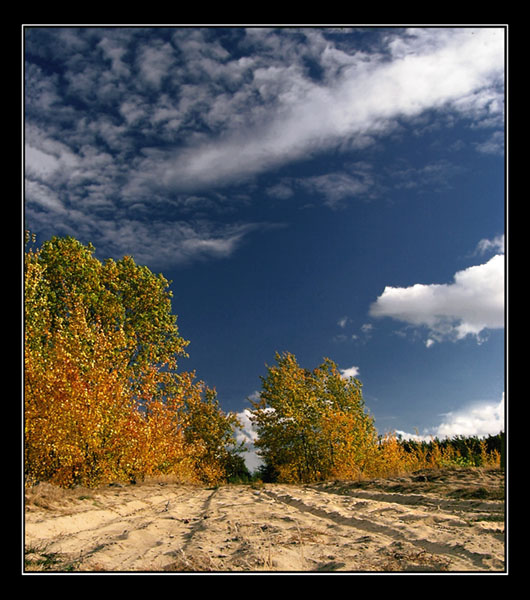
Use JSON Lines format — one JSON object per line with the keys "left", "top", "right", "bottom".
{"left": 369, "top": 238, "right": 504, "bottom": 343}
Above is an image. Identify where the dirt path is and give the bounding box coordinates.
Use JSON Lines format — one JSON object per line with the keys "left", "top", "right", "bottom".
{"left": 24, "top": 468, "right": 505, "bottom": 573}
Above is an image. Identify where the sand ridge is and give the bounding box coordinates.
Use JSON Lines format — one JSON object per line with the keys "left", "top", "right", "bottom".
{"left": 24, "top": 467, "right": 505, "bottom": 573}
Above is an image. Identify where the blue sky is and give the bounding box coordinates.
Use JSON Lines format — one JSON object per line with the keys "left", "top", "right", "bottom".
{"left": 24, "top": 26, "right": 506, "bottom": 470}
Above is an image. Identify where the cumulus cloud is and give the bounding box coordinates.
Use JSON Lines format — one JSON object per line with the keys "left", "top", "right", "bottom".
{"left": 235, "top": 408, "right": 259, "bottom": 444}
{"left": 235, "top": 408, "right": 263, "bottom": 473}
{"left": 340, "top": 365, "right": 360, "bottom": 379}
{"left": 397, "top": 393, "right": 505, "bottom": 441}
{"left": 369, "top": 247, "right": 504, "bottom": 343}
{"left": 435, "top": 395, "right": 504, "bottom": 438}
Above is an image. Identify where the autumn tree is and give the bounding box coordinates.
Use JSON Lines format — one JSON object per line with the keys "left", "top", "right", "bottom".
{"left": 24, "top": 234, "right": 243, "bottom": 487}
{"left": 249, "top": 352, "right": 378, "bottom": 483}
{"left": 31, "top": 235, "right": 189, "bottom": 377}
{"left": 178, "top": 372, "right": 247, "bottom": 483}
{"left": 24, "top": 293, "right": 147, "bottom": 487}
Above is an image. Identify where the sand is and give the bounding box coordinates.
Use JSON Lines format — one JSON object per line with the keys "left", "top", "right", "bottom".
{"left": 24, "top": 467, "right": 505, "bottom": 573}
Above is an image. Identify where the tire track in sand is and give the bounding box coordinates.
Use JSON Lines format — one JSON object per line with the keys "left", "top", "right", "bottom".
{"left": 25, "top": 470, "right": 505, "bottom": 572}
{"left": 261, "top": 486, "right": 504, "bottom": 570}
{"left": 25, "top": 485, "right": 219, "bottom": 571}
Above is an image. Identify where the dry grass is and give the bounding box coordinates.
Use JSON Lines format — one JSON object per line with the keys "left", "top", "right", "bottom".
{"left": 163, "top": 550, "right": 216, "bottom": 572}
{"left": 24, "top": 473, "right": 202, "bottom": 511}
{"left": 25, "top": 543, "right": 81, "bottom": 572}
{"left": 379, "top": 544, "right": 452, "bottom": 572}
{"left": 25, "top": 481, "right": 96, "bottom": 510}
{"left": 141, "top": 473, "right": 205, "bottom": 487}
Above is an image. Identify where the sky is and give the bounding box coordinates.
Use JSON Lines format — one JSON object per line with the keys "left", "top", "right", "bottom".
{"left": 24, "top": 26, "right": 506, "bottom": 471}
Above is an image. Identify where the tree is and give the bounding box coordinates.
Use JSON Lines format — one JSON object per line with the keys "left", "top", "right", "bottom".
{"left": 24, "top": 234, "right": 242, "bottom": 487}
{"left": 249, "top": 352, "right": 378, "bottom": 483}
{"left": 24, "top": 289, "right": 147, "bottom": 487}
{"left": 32, "top": 236, "right": 189, "bottom": 376}
{"left": 177, "top": 372, "right": 246, "bottom": 485}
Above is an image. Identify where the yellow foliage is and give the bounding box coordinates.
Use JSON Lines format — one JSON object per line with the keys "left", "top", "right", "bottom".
{"left": 251, "top": 352, "right": 379, "bottom": 483}
{"left": 24, "top": 235, "right": 242, "bottom": 488}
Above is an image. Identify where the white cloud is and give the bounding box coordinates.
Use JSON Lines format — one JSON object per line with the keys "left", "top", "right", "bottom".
{"left": 298, "top": 171, "right": 376, "bottom": 208}
{"left": 396, "top": 393, "right": 505, "bottom": 441}
{"left": 25, "top": 145, "right": 61, "bottom": 179}
{"left": 435, "top": 395, "right": 504, "bottom": 439}
{"left": 395, "top": 429, "right": 429, "bottom": 443}
{"left": 133, "top": 28, "right": 504, "bottom": 194}
{"left": 95, "top": 220, "right": 258, "bottom": 268}
{"left": 97, "top": 36, "right": 131, "bottom": 78}
{"left": 390, "top": 159, "right": 464, "bottom": 192}
{"left": 235, "top": 408, "right": 263, "bottom": 473}
{"left": 266, "top": 162, "right": 378, "bottom": 207}
{"left": 475, "top": 234, "right": 505, "bottom": 255}
{"left": 340, "top": 365, "right": 360, "bottom": 379}
{"left": 25, "top": 28, "right": 505, "bottom": 267}
{"left": 475, "top": 130, "right": 504, "bottom": 155}
{"left": 178, "top": 224, "right": 256, "bottom": 261}
{"left": 235, "top": 408, "right": 259, "bottom": 444}
{"left": 369, "top": 252, "right": 504, "bottom": 343}
{"left": 25, "top": 123, "right": 81, "bottom": 182}
{"left": 337, "top": 316, "right": 349, "bottom": 329}
{"left": 25, "top": 180, "right": 65, "bottom": 213}
{"left": 136, "top": 42, "right": 176, "bottom": 89}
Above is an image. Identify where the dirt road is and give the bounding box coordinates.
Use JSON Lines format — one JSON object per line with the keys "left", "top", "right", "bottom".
{"left": 24, "top": 468, "right": 505, "bottom": 573}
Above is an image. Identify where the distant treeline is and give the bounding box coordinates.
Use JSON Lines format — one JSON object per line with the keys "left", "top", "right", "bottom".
{"left": 399, "top": 432, "right": 505, "bottom": 469}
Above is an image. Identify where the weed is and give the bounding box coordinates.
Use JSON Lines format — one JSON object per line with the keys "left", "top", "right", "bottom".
{"left": 25, "top": 543, "right": 80, "bottom": 572}
{"left": 380, "top": 545, "right": 451, "bottom": 572}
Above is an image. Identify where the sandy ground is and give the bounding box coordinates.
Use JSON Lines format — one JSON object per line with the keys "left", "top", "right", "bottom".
{"left": 24, "top": 468, "right": 505, "bottom": 573}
